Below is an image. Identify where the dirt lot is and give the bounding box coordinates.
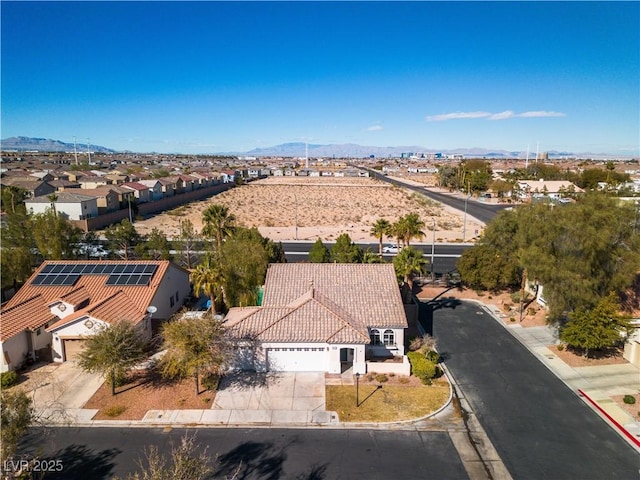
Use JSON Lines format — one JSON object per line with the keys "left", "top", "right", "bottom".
{"left": 84, "top": 369, "right": 214, "bottom": 420}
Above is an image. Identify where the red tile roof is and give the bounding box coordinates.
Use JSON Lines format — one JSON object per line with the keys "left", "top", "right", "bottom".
{"left": 1, "top": 295, "right": 55, "bottom": 341}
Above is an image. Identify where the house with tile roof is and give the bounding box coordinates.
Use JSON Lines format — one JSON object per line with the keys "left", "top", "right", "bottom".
{"left": 223, "top": 263, "right": 410, "bottom": 375}
{"left": 0, "top": 260, "right": 190, "bottom": 371}
{"left": 25, "top": 191, "right": 99, "bottom": 220}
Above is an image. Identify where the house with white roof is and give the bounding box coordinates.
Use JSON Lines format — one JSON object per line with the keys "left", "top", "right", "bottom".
{"left": 25, "top": 191, "right": 99, "bottom": 220}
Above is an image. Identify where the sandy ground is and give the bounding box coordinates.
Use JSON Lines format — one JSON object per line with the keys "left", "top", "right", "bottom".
{"left": 132, "top": 176, "right": 484, "bottom": 242}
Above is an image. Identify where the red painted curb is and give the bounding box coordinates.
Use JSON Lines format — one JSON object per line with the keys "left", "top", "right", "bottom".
{"left": 578, "top": 389, "right": 640, "bottom": 449}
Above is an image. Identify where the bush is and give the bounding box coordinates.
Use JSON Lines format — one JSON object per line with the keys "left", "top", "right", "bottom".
{"left": 375, "top": 374, "right": 388, "bottom": 383}
{"left": 623, "top": 395, "right": 636, "bottom": 405}
{"left": 556, "top": 343, "right": 565, "bottom": 351}
{"left": 103, "top": 405, "right": 126, "bottom": 417}
{"left": 201, "top": 374, "right": 220, "bottom": 391}
{"left": 1, "top": 371, "right": 19, "bottom": 389}
{"left": 407, "top": 352, "right": 437, "bottom": 384}
{"left": 424, "top": 349, "right": 440, "bottom": 364}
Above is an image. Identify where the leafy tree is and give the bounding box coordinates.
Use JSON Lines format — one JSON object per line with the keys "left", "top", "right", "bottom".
{"left": 362, "top": 249, "right": 382, "bottom": 264}
{"left": 160, "top": 314, "right": 230, "bottom": 395}
{"left": 125, "top": 433, "right": 214, "bottom": 480}
{"left": 370, "top": 218, "right": 391, "bottom": 257}
{"left": 560, "top": 293, "right": 632, "bottom": 357}
{"left": 400, "top": 212, "right": 425, "bottom": 246}
{"left": 0, "top": 185, "right": 29, "bottom": 214}
{"left": 152, "top": 168, "right": 171, "bottom": 179}
{"left": 393, "top": 246, "right": 427, "bottom": 289}
{"left": 77, "top": 321, "right": 148, "bottom": 396}
{"left": 176, "top": 219, "right": 200, "bottom": 270}
{"left": 309, "top": 238, "right": 330, "bottom": 263}
{"left": 32, "top": 209, "right": 83, "bottom": 260}
{"left": 137, "top": 227, "right": 172, "bottom": 260}
{"left": 330, "top": 233, "right": 362, "bottom": 263}
{"left": 1, "top": 390, "right": 33, "bottom": 462}
{"left": 264, "top": 239, "right": 286, "bottom": 263}
{"left": 202, "top": 204, "right": 236, "bottom": 252}
{"left": 105, "top": 219, "right": 142, "bottom": 260}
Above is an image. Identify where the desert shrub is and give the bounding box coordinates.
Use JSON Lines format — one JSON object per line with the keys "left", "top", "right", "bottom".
{"left": 388, "top": 372, "right": 395, "bottom": 377}
{"left": 374, "top": 374, "right": 388, "bottom": 383}
{"left": 103, "top": 405, "right": 126, "bottom": 417}
{"left": 201, "top": 374, "right": 220, "bottom": 391}
{"left": 509, "top": 317, "right": 516, "bottom": 323}
{"left": 410, "top": 334, "right": 437, "bottom": 353}
{"left": 623, "top": 395, "right": 636, "bottom": 405}
{"left": 527, "top": 307, "right": 536, "bottom": 316}
{"left": 502, "top": 303, "right": 512, "bottom": 312}
{"left": 424, "top": 350, "right": 440, "bottom": 364}
{"left": 510, "top": 292, "right": 521, "bottom": 303}
{"left": 398, "top": 376, "right": 410, "bottom": 384}
{"left": 1, "top": 371, "right": 19, "bottom": 389}
{"left": 365, "top": 373, "right": 375, "bottom": 382}
{"left": 407, "top": 352, "right": 437, "bottom": 384}
{"left": 557, "top": 343, "right": 565, "bottom": 351}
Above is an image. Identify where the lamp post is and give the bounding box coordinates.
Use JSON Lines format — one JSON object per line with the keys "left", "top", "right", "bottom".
{"left": 462, "top": 194, "right": 470, "bottom": 242}
{"left": 293, "top": 192, "right": 298, "bottom": 241}
{"left": 431, "top": 220, "right": 436, "bottom": 281}
{"left": 355, "top": 372, "right": 360, "bottom": 407}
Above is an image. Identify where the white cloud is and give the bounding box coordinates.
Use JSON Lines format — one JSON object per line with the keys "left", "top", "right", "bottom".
{"left": 488, "top": 110, "right": 515, "bottom": 120}
{"left": 367, "top": 124, "right": 384, "bottom": 131}
{"left": 517, "top": 111, "right": 566, "bottom": 118}
{"left": 426, "top": 110, "right": 566, "bottom": 121}
{"left": 426, "top": 111, "right": 491, "bottom": 121}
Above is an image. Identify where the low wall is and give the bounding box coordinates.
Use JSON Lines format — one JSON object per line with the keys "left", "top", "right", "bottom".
{"left": 366, "top": 355, "right": 411, "bottom": 376}
{"left": 71, "top": 183, "right": 233, "bottom": 231}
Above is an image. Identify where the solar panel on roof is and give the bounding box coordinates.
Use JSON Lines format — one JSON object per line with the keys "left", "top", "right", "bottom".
{"left": 123, "top": 265, "right": 136, "bottom": 274}
{"left": 60, "top": 265, "right": 75, "bottom": 274}
{"left": 112, "top": 265, "right": 126, "bottom": 274}
{"left": 40, "top": 264, "right": 55, "bottom": 274}
{"left": 59, "top": 275, "right": 79, "bottom": 286}
{"left": 136, "top": 275, "right": 152, "bottom": 285}
{"left": 132, "top": 264, "right": 146, "bottom": 274}
{"left": 142, "top": 264, "right": 157, "bottom": 274}
{"left": 40, "top": 275, "right": 56, "bottom": 285}
{"left": 31, "top": 275, "right": 46, "bottom": 285}
{"left": 71, "top": 264, "right": 85, "bottom": 274}
{"left": 102, "top": 264, "right": 117, "bottom": 274}
{"left": 50, "top": 265, "right": 65, "bottom": 274}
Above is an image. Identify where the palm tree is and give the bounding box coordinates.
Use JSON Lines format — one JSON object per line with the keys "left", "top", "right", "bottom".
{"left": 402, "top": 212, "right": 426, "bottom": 246}
{"left": 201, "top": 204, "right": 235, "bottom": 252}
{"left": 389, "top": 218, "right": 406, "bottom": 248}
{"left": 191, "top": 255, "right": 225, "bottom": 312}
{"left": 370, "top": 218, "right": 391, "bottom": 257}
{"left": 392, "top": 246, "right": 427, "bottom": 291}
{"left": 46, "top": 193, "right": 59, "bottom": 216}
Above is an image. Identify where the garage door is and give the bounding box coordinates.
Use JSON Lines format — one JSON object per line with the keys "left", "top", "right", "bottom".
{"left": 266, "top": 347, "right": 326, "bottom": 372}
{"left": 64, "top": 339, "right": 86, "bottom": 361}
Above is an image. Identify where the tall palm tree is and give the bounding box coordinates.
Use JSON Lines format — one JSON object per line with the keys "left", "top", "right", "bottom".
{"left": 191, "top": 255, "right": 225, "bottom": 312}
{"left": 370, "top": 218, "right": 391, "bottom": 257}
{"left": 390, "top": 218, "right": 406, "bottom": 248}
{"left": 402, "top": 212, "right": 426, "bottom": 246}
{"left": 392, "top": 246, "right": 427, "bottom": 291}
{"left": 201, "top": 204, "right": 235, "bottom": 252}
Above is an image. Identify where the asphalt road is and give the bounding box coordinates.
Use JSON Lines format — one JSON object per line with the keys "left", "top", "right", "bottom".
{"left": 366, "top": 169, "right": 511, "bottom": 224}
{"left": 18, "top": 428, "right": 469, "bottom": 479}
{"left": 424, "top": 300, "right": 640, "bottom": 479}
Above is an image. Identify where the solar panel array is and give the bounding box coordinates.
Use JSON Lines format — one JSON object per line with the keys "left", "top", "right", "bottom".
{"left": 31, "top": 263, "right": 158, "bottom": 287}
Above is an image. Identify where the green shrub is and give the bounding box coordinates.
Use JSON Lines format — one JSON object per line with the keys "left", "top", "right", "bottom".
{"left": 374, "top": 374, "right": 388, "bottom": 383}
{"left": 556, "top": 343, "right": 565, "bottom": 351}
{"left": 1, "top": 371, "right": 19, "bottom": 389}
{"left": 623, "top": 395, "right": 636, "bottom": 405}
{"left": 201, "top": 374, "right": 220, "bottom": 391}
{"left": 103, "top": 405, "right": 126, "bottom": 417}
{"left": 407, "top": 352, "right": 437, "bottom": 384}
{"left": 510, "top": 292, "right": 521, "bottom": 303}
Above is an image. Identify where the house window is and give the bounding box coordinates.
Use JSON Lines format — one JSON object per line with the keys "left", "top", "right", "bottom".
{"left": 170, "top": 295, "right": 175, "bottom": 308}
{"left": 370, "top": 329, "right": 381, "bottom": 345}
{"left": 175, "top": 291, "right": 179, "bottom": 303}
{"left": 383, "top": 329, "right": 395, "bottom": 346}
{"left": 36, "top": 328, "right": 42, "bottom": 336}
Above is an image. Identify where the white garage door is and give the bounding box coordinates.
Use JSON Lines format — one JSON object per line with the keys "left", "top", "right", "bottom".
{"left": 266, "top": 347, "right": 326, "bottom": 372}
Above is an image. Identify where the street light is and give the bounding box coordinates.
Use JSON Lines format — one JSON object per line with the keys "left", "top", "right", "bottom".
{"left": 355, "top": 372, "right": 360, "bottom": 407}
{"left": 431, "top": 220, "right": 436, "bottom": 281}
{"left": 293, "top": 192, "right": 298, "bottom": 241}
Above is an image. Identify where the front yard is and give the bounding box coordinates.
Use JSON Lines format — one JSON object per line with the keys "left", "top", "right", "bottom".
{"left": 326, "top": 374, "right": 450, "bottom": 422}
{"left": 84, "top": 369, "right": 214, "bottom": 420}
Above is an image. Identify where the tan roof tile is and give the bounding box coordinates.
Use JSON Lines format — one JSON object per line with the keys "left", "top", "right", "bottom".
{"left": 1, "top": 295, "right": 55, "bottom": 341}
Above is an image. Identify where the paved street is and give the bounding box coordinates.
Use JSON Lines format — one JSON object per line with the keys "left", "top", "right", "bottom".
{"left": 18, "top": 427, "right": 469, "bottom": 480}
{"left": 425, "top": 300, "right": 640, "bottom": 479}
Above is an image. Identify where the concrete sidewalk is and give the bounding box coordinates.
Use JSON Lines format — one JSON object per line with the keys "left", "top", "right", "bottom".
{"left": 481, "top": 303, "right": 640, "bottom": 452}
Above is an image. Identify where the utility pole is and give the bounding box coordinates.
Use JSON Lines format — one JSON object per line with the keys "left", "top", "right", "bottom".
{"left": 73, "top": 136, "right": 78, "bottom": 165}
{"left": 431, "top": 220, "right": 436, "bottom": 281}
{"left": 87, "top": 137, "right": 91, "bottom": 164}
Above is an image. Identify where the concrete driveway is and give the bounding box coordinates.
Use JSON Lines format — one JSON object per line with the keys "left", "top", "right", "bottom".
{"left": 17, "top": 361, "right": 104, "bottom": 417}
{"left": 213, "top": 371, "right": 325, "bottom": 412}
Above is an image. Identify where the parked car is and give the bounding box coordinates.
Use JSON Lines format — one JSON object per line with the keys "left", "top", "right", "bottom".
{"left": 77, "top": 243, "right": 110, "bottom": 258}
{"left": 382, "top": 244, "right": 401, "bottom": 254}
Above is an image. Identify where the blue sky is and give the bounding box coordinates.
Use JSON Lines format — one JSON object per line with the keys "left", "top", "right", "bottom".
{"left": 2, "top": 1, "right": 639, "bottom": 155}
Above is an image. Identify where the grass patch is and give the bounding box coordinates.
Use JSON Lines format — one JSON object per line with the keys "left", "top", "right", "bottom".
{"left": 326, "top": 380, "right": 449, "bottom": 422}
{"left": 103, "top": 405, "right": 126, "bottom": 417}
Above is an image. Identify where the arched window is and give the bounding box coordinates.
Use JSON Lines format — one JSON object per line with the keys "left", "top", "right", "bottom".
{"left": 370, "top": 329, "right": 381, "bottom": 345}
{"left": 383, "top": 329, "right": 395, "bottom": 346}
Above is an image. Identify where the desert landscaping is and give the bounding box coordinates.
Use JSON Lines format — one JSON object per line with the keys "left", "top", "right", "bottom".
{"left": 131, "top": 176, "right": 484, "bottom": 243}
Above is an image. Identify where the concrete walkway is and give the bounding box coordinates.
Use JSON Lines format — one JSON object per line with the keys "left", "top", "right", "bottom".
{"left": 481, "top": 303, "right": 640, "bottom": 452}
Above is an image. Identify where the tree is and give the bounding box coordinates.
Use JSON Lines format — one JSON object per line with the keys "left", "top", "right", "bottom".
{"left": 330, "top": 233, "right": 362, "bottom": 263}
{"left": 137, "top": 228, "right": 172, "bottom": 260}
{"left": 393, "top": 246, "right": 427, "bottom": 290}
{"left": 32, "top": 210, "right": 83, "bottom": 260}
{"left": 1, "top": 390, "right": 33, "bottom": 462}
{"left": 560, "top": 293, "right": 632, "bottom": 357}
{"left": 362, "top": 249, "right": 382, "bottom": 264}
{"left": 176, "top": 219, "right": 200, "bottom": 270}
{"left": 105, "top": 219, "right": 142, "bottom": 260}
{"left": 1, "top": 185, "right": 29, "bottom": 214}
{"left": 401, "top": 212, "right": 425, "bottom": 246}
{"left": 201, "top": 204, "right": 235, "bottom": 252}
{"left": 191, "top": 254, "right": 226, "bottom": 313}
{"left": 77, "top": 321, "right": 148, "bottom": 396}
{"left": 370, "top": 218, "right": 391, "bottom": 257}
{"left": 125, "top": 433, "right": 214, "bottom": 480}
{"left": 309, "top": 238, "right": 330, "bottom": 263}
{"left": 160, "top": 314, "right": 230, "bottom": 395}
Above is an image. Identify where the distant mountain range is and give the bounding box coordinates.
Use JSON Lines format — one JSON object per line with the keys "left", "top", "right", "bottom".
{"left": 1, "top": 137, "right": 116, "bottom": 153}
{"left": 1, "top": 136, "right": 629, "bottom": 160}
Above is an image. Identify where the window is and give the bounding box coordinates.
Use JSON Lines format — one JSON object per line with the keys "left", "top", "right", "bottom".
{"left": 383, "top": 329, "right": 395, "bottom": 346}
{"left": 170, "top": 295, "right": 175, "bottom": 308}
{"left": 175, "top": 290, "right": 179, "bottom": 302}
{"left": 370, "top": 329, "right": 381, "bottom": 345}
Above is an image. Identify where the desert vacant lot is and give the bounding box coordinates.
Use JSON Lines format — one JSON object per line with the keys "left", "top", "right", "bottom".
{"left": 133, "top": 176, "right": 483, "bottom": 243}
